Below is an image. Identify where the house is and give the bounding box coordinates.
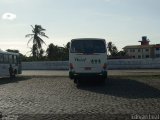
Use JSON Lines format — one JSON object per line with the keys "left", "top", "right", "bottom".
{"left": 123, "top": 36, "right": 160, "bottom": 59}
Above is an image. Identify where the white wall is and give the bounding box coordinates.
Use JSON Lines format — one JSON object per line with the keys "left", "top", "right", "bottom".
{"left": 108, "top": 58, "right": 160, "bottom": 69}
{"left": 22, "top": 61, "right": 69, "bottom": 70}
{"left": 22, "top": 58, "right": 160, "bottom": 70}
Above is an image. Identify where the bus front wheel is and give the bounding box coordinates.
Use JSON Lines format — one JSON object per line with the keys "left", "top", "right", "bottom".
{"left": 101, "top": 78, "right": 105, "bottom": 83}
{"left": 74, "top": 78, "right": 77, "bottom": 84}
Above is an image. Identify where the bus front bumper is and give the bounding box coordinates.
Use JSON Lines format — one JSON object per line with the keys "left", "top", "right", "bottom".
{"left": 69, "top": 71, "right": 108, "bottom": 79}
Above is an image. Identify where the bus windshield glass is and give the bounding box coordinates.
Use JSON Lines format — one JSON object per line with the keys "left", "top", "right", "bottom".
{"left": 70, "top": 40, "right": 106, "bottom": 53}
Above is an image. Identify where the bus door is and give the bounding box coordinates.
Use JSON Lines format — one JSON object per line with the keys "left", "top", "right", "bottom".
{"left": 16, "top": 55, "right": 22, "bottom": 74}
{"left": 0, "top": 64, "right": 5, "bottom": 76}
{"left": 0, "top": 54, "right": 7, "bottom": 76}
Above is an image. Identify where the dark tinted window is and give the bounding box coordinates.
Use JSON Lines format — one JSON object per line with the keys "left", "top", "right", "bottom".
{"left": 70, "top": 40, "right": 106, "bottom": 53}
{"left": 4, "top": 54, "right": 9, "bottom": 63}
{"left": 0, "top": 54, "right": 3, "bottom": 63}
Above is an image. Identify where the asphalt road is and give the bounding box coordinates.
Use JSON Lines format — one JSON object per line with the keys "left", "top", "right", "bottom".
{"left": 21, "top": 69, "right": 160, "bottom": 76}
{"left": 0, "top": 76, "right": 160, "bottom": 120}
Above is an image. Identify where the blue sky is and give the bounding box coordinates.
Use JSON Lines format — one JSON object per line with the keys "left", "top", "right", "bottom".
{"left": 0, "top": 0, "right": 160, "bottom": 55}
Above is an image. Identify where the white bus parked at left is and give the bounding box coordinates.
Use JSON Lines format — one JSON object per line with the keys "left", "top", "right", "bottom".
{"left": 0, "top": 50, "right": 22, "bottom": 77}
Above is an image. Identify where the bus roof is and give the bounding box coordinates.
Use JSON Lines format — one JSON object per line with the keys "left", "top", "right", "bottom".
{"left": 0, "top": 50, "right": 19, "bottom": 55}
{"left": 71, "top": 38, "right": 105, "bottom": 41}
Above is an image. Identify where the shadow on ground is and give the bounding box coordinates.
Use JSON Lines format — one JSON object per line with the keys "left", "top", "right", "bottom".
{"left": 78, "top": 77, "right": 160, "bottom": 99}
{"left": 0, "top": 76, "right": 31, "bottom": 85}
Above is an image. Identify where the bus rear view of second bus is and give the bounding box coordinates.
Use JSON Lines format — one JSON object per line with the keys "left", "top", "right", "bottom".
{"left": 69, "top": 38, "right": 108, "bottom": 86}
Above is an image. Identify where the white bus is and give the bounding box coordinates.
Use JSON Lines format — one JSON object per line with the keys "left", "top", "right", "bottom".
{"left": 69, "top": 38, "right": 108, "bottom": 84}
{"left": 0, "top": 50, "right": 22, "bottom": 77}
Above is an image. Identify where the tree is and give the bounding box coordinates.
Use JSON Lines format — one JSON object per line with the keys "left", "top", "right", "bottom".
{"left": 65, "top": 42, "right": 70, "bottom": 50}
{"left": 117, "top": 50, "right": 126, "bottom": 56}
{"left": 46, "top": 42, "right": 70, "bottom": 61}
{"left": 107, "top": 42, "right": 112, "bottom": 55}
{"left": 107, "top": 42, "right": 118, "bottom": 56}
{"left": 25, "top": 24, "right": 49, "bottom": 60}
{"left": 63, "top": 42, "right": 70, "bottom": 60}
{"left": 46, "top": 43, "right": 59, "bottom": 61}
{"left": 46, "top": 43, "right": 53, "bottom": 60}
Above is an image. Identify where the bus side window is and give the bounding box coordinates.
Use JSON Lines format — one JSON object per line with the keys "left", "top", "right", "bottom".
{"left": 12, "top": 55, "right": 14, "bottom": 64}
{"left": 4, "top": 54, "right": 9, "bottom": 64}
{"left": 0, "top": 54, "right": 3, "bottom": 63}
{"left": 18, "top": 56, "right": 21, "bottom": 64}
{"left": 15, "top": 55, "right": 18, "bottom": 64}
{"left": 9, "top": 55, "right": 12, "bottom": 64}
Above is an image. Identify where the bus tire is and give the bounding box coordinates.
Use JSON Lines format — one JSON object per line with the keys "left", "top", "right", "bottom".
{"left": 106, "top": 77, "right": 109, "bottom": 83}
{"left": 101, "top": 78, "right": 106, "bottom": 84}
{"left": 76, "top": 79, "right": 80, "bottom": 87}
{"left": 74, "top": 78, "right": 77, "bottom": 84}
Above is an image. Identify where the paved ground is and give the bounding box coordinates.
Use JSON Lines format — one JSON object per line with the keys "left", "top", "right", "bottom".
{"left": 0, "top": 75, "right": 160, "bottom": 120}
{"left": 22, "top": 69, "right": 160, "bottom": 76}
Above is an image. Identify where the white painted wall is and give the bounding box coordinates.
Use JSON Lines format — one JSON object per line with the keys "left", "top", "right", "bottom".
{"left": 108, "top": 58, "right": 160, "bottom": 69}
{"left": 22, "top": 58, "right": 160, "bottom": 70}
{"left": 22, "top": 61, "right": 69, "bottom": 70}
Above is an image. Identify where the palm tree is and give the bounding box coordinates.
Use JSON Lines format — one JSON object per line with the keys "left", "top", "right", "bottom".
{"left": 108, "top": 42, "right": 113, "bottom": 55}
{"left": 25, "top": 25, "right": 49, "bottom": 59}
{"left": 107, "top": 42, "right": 118, "bottom": 56}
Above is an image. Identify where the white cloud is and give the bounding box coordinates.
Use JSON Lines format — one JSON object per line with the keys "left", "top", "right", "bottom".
{"left": 2, "top": 13, "right": 17, "bottom": 21}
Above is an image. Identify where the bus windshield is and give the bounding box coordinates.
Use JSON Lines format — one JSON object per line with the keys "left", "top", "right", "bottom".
{"left": 70, "top": 40, "right": 106, "bottom": 53}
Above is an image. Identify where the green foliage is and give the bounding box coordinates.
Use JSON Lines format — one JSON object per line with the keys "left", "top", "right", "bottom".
{"left": 18, "top": 42, "right": 70, "bottom": 62}
{"left": 107, "top": 41, "right": 127, "bottom": 59}
{"left": 46, "top": 42, "right": 70, "bottom": 61}
{"left": 107, "top": 42, "right": 118, "bottom": 56}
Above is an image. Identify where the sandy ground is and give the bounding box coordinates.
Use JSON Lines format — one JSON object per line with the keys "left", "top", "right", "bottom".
{"left": 21, "top": 69, "right": 160, "bottom": 77}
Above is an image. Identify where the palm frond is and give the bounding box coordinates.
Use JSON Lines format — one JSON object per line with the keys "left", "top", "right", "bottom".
{"left": 31, "top": 25, "right": 34, "bottom": 30}
{"left": 35, "top": 37, "right": 46, "bottom": 49}
{"left": 39, "top": 32, "right": 49, "bottom": 38}
{"left": 38, "top": 25, "right": 46, "bottom": 31}
{"left": 38, "top": 37, "right": 47, "bottom": 45}
{"left": 27, "top": 37, "right": 34, "bottom": 46}
{"left": 25, "top": 34, "right": 34, "bottom": 38}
